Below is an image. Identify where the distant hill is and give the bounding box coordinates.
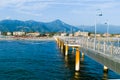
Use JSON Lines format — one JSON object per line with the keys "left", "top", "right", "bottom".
{"left": 78, "top": 24, "right": 120, "bottom": 34}
{"left": 0, "top": 19, "right": 79, "bottom": 33}
{"left": 1, "top": 19, "right": 119, "bottom": 34}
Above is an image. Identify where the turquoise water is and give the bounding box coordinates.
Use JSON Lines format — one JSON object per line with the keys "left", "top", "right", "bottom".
{"left": 0, "top": 40, "right": 120, "bottom": 80}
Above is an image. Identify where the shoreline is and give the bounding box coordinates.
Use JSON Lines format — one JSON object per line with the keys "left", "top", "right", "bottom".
{"left": 0, "top": 37, "right": 55, "bottom": 41}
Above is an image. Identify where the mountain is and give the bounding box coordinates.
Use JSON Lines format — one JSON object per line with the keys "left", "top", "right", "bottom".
{"left": 0, "top": 19, "right": 79, "bottom": 33}
{"left": 78, "top": 24, "right": 120, "bottom": 34}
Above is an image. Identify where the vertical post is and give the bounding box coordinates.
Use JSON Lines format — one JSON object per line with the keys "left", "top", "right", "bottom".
{"left": 81, "top": 52, "right": 84, "bottom": 58}
{"left": 81, "top": 52, "right": 84, "bottom": 61}
{"left": 72, "top": 46, "right": 75, "bottom": 54}
{"left": 56, "top": 38, "right": 58, "bottom": 44}
{"left": 57, "top": 38, "right": 59, "bottom": 45}
{"left": 59, "top": 40, "right": 61, "bottom": 48}
{"left": 87, "top": 38, "right": 88, "bottom": 48}
{"left": 111, "top": 45, "right": 113, "bottom": 55}
{"left": 94, "top": 9, "right": 103, "bottom": 50}
{"left": 106, "top": 19, "right": 109, "bottom": 42}
{"left": 72, "top": 46, "right": 75, "bottom": 50}
{"left": 103, "top": 66, "right": 108, "bottom": 73}
{"left": 104, "top": 41, "right": 106, "bottom": 53}
{"left": 61, "top": 42, "right": 64, "bottom": 50}
{"left": 118, "top": 38, "right": 119, "bottom": 47}
{"left": 58, "top": 39, "right": 60, "bottom": 48}
{"left": 98, "top": 41, "right": 100, "bottom": 51}
{"left": 65, "top": 44, "right": 69, "bottom": 56}
{"left": 60, "top": 41, "right": 62, "bottom": 49}
{"left": 94, "top": 14, "right": 97, "bottom": 50}
{"left": 75, "top": 47, "right": 80, "bottom": 71}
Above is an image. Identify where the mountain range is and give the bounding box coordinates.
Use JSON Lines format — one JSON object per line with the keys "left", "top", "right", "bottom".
{"left": 0, "top": 19, "right": 79, "bottom": 33}
{"left": 0, "top": 19, "right": 120, "bottom": 34}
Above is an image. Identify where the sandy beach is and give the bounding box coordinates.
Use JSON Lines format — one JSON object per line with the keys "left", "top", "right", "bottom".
{"left": 0, "top": 36, "right": 55, "bottom": 41}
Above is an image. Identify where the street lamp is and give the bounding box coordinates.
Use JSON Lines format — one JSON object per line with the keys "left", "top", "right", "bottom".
{"left": 105, "top": 19, "right": 109, "bottom": 42}
{"left": 94, "top": 9, "right": 103, "bottom": 50}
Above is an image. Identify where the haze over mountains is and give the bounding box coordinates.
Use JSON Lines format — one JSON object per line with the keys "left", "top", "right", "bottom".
{"left": 78, "top": 24, "right": 120, "bottom": 34}
{"left": 0, "top": 19, "right": 120, "bottom": 34}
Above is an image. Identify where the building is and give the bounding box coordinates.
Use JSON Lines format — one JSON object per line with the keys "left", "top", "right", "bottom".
{"left": 13, "top": 31, "right": 25, "bottom": 36}
{"left": 74, "top": 31, "right": 81, "bottom": 36}
{"left": 89, "top": 33, "right": 102, "bottom": 37}
{"left": 113, "top": 34, "right": 120, "bottom": 38}
{"left": 61, "top": 33, "right": 67, "bottom": 36}
{"left": 7, "top": 32, "right": 12, "bottom": 36}
{"left": 74, "top": 31, "right": 88, "bottom": 37}
{"left": 26, "top": 32, "right": 40, "bottom": 37}
{"left": 102, "top": 33, "right": 111, "bottom": 37}
{"left": 69, "top": 33, "right": 73, "bottom": 36}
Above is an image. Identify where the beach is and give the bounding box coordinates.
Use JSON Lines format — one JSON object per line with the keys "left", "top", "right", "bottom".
{"left": 0, "top": 36, "right": 55, "bottom": 41}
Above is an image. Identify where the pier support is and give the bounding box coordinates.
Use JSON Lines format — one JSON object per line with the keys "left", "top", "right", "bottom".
{"left": 72, "top": 46, "right": 75, "bottom": 54}
{"left": 65, "top": 44, "right": 69, "bottom": 56}
{"left": 61, "top": 41, "right": 64, "bottom": 51}
{"left": 103, "top": 66, "right": 108, "bottom": 73}
{"left": 81, "top": 52, "right": 84, "bottom": 61}
{"left": 59, "top": 40, "right": 61, "bottom": 48}
{"left": 72, "top": 46, "right": 75, "bottom": 51}
{"left": 75, "top": 47, "right": 80, "bottom": 71}
{"left": 58, "top": 39, "right": 60, "bottom": 47}
{"left": 81, "top": 52, "right": 84, "bottom": 58}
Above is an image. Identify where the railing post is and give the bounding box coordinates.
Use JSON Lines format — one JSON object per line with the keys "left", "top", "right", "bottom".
{"left": 98, "top": 41, "right": 100, "bottom": 52}
{"left": 104, "top": 41, "right": 106, "bottom": 53}
{"left": 111, "top": 45, "right": 113, "bottom": 55}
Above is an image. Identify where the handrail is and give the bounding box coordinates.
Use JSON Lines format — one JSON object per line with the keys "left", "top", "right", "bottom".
{"left": 55, "top": 36, "right": 120, "bottom": 58}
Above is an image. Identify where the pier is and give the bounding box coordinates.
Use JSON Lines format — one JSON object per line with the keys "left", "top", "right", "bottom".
{"left": 54, "top": 36, "right": 120, "bottom": 74}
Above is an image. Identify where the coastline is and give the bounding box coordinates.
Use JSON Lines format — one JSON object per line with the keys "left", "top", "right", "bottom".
{"left": 0, "top": 37, "right": 55, "bottom": 41}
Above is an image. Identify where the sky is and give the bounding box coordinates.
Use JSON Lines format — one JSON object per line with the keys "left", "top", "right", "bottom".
{"left": 0, "top": 0, "right": 120, "bottom": 26}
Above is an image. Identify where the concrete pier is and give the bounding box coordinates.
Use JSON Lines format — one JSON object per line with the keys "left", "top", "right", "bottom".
{"left": 54, "top": 36, "right": 120, "bottom": 74}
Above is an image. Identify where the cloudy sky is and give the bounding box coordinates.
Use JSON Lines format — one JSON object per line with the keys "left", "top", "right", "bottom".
{"left": 0, "top": 0, "right": 120, "bottom": 26}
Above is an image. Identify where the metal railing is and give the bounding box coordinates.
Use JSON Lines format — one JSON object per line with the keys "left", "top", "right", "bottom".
{"left": 55, "top": 36, "right": 120, "bottom": 58}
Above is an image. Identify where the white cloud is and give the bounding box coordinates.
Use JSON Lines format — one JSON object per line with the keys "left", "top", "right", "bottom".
{"left": 0, "top": 0, "right": 120, "bottom": 17}
{"left": 0, "top": 0, "right": 53, "bottom": 16}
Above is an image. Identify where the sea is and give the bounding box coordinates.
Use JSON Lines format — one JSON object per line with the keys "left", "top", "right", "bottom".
{"left": 0, "top": 40, "right": 120, "bottom": 80}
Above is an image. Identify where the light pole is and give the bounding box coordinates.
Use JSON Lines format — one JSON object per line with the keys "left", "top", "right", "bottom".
{"left": 94, "top": 9, "right": 102, "bottom": 50}
{"left": 105, "top": 20, "right": 109, "bottom": 42}
{"left": 94, "top": 14, "right": 97, "bottom": 50}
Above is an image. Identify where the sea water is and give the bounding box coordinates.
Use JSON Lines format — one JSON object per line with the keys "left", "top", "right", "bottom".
{"left": 0, "top": 40, "right": 120, "bottom": 80}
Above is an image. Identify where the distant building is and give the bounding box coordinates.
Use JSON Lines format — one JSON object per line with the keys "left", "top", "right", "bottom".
{"left": 61, "top": 33, "right": 67, "bottom": 36}
{"left": 13, "top": 31, "right": 25, "bottom": 36}
{"left": 113, "top": 34, "right": 120, "bottom": 38}
{"left": 74, "top": 31, "right": 81, "bottom": 36}
{"left": 69, "top": 33, "right": 73, "bottom": 36}
{"left": 74, "top": 31, "right": 88, "bottom": 37}
{"left": 7, "top": 32, "right": 12, "bottom": 36}
{"left": 26, "top": 32, "right": 40, "bottom": 37}
{"left": 102, "top": 33, "right": 111, "bottom": 37}
{"left": 45, "top": 33, "right": 50, "bottom": 37}
{"left": 89, "top": 33, "right": 101, "bottom": 37}
{"left": 90, "top": 33, "right": 94, "bottom": 37}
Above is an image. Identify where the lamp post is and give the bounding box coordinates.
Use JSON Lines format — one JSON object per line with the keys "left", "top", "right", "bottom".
{"left": 105, "top": 20, "right": 109, "bottom": 42}
{"left": 94, "top": 9, "right": 102, "bottom": 50}
{"left": 94, "top": 14, "right": 97, "bottom": 50}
